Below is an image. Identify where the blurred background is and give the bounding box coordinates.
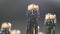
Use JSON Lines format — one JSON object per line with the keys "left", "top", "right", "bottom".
{"left": 0, "top": 0, "right": 60, "bottom": 34}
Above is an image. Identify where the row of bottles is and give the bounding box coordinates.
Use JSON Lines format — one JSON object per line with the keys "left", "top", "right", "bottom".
{"left": 0, "top": 3, "right": 57, "bottom": 34}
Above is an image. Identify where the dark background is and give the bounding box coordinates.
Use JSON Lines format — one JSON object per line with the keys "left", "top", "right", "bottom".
{"left": 0, "top": 0, "right": 60, "bottom": 34}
